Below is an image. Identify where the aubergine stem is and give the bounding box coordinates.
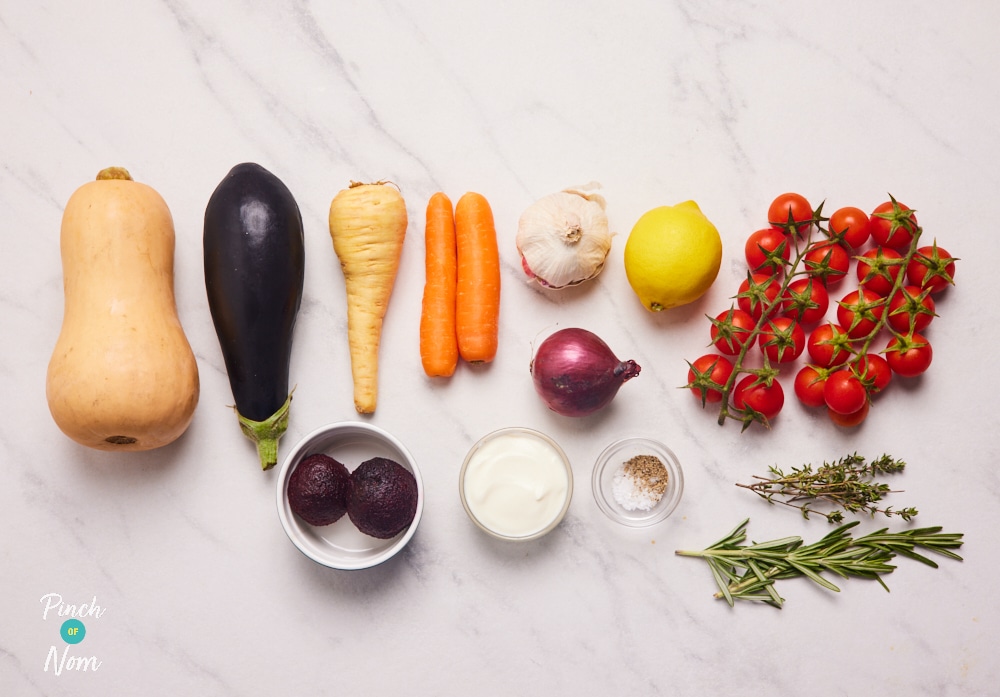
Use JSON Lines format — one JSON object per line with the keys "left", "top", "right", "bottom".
{"left": 236, "top": 392, "right": 293, "bottom": 470}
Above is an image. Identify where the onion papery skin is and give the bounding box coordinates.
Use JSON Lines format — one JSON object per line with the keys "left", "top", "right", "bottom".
{"left": 530, "top": 328, "right": 640, "bottom": 417}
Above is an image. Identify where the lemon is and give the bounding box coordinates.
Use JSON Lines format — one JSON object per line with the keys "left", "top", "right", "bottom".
{"left": 624, "top": 200, "right": 722, "bottom": 311}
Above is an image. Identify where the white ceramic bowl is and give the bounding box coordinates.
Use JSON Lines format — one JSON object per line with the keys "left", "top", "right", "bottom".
{"left": 459, "top": 427, "right": 573, "bottom": 541}
{"left": 592, "top": 437, "right": 683, "bottom": 527}
{"left": 276, "top": 421, "right": 423, "bottom": 569}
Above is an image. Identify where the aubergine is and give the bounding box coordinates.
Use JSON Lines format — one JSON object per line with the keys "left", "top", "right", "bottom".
{"left": 204, "top": 163, "right": 305, "bottom": 470}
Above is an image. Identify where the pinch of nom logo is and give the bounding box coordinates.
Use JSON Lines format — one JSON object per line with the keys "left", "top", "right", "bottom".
{"left": 40, "top": 593, "right": 106, "bottom": 676}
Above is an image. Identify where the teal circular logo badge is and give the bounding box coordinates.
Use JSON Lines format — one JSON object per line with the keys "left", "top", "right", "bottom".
{"left": 60, "top": 619, "right": 86, "bottom": 644}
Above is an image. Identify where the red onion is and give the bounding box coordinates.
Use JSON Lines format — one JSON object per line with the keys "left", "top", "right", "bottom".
{"left": 530, "top": 328, "right": 641, "bottom": 417}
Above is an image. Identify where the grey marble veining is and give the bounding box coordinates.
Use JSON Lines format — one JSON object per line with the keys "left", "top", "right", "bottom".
{"left": 2, "top": 1, "right": 998, "bottom": 695}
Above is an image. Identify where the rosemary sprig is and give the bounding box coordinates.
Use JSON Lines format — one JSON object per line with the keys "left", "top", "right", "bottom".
{"left": 735, "top": 453, "right": 918, "bottom": 523}
{"left": 676, "top": 518, "right": 964, "bottom": 608}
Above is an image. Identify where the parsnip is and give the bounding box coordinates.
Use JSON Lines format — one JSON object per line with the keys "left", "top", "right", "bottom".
{"left": 329, "top": 181, "right": 408, "bottom": 413}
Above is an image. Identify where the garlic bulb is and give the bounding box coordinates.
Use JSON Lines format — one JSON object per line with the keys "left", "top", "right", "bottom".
{"left": 516, "top": 188, "right": 613, "bottom": 289}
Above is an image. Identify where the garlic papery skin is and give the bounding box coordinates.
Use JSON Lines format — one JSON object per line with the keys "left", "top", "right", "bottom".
{"left": 516, "top": 189, "right": 613, "bottom": 289}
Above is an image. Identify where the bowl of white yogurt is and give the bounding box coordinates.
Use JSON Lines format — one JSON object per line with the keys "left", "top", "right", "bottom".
{"left": 459, "top": 427, "right": 573, "bottom": 541}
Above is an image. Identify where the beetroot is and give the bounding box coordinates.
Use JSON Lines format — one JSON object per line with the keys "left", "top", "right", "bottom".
{"left": 287, "top": 454, "right": 351, "bottom": 526}
{"left": 347, "top": 458, "right": 418, "bottom": 539}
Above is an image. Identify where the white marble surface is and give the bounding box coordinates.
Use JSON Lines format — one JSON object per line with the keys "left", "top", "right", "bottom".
{"left": 3, "top": 1, "right": 998, "bottom": 694}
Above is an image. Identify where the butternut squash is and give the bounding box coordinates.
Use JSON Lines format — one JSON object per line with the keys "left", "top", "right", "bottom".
{"left": 46, "top": 167, "right": 200, "bottom": 451}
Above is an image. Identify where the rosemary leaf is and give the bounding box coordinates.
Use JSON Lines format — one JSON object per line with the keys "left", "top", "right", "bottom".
{"left": 708, "top": 559, "right": 736, "bottom": 607}
{"left": 676, "top": 519, "right": 964, "bottom": 608}
{"left": 786, "top": 559, "right": 841, "bottom": 592}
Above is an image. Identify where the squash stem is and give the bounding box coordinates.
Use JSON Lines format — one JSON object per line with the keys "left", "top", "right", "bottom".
{"left": 96, "top": 166, "right": 133, "bottom": 181}
{"left": 236, "top": 393, "right": 293, "bottom": 471}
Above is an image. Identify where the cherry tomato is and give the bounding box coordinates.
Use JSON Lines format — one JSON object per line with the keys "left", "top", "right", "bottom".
{"left": 710, "top": 308, "right": 757, "bottom": 355}
{"left": 886, "top": 285, "right": 936, "bottom": 334}
{"left": 869, "top": 199, "right": 918, "bottom": 250}
{"left": 759, "top": 317, "right": 805, "bottom": 363}
{"left": 823, "top": 369, "right": 868, "bottom": 415}
{"left": 885, "top": 334, "right": 933, "bottom": 377}
{"left": 794, "top": 365, "right": 828, "bottom": 408}
{"left": 856, "top": 247, "right": 903, "bottom": 296}
{"left": 687, "top": 354, "right": 735, "bottom": 404}
{"left": 827, "top": 400, "right": 870, "bottom": 428}
{"left": 804, "top": 242, "right": 850, "bottom": 285}
{"left": 807, "top": 322, "right": 853, "bottom": 367}
{"left": 737, "top": 273, "right": 783, "bottom": 321}
{"left": 768, "top": 193, "right": 813, "bottom": 234}
{"left": 836, "top": 288, "right": 886, "bottom": 340}
{"left": 782, "top": 277, "right": 829, "bottom": 325}
{"left": 733, "top": 374, "right": 784, "bottom": 420}
{"left": 854, "top": 353, "right": 891, "bottom": 393}
{"left": 744, "top": 227, "right": 791, "bottom": 274}
{"left": 906, "top": 243, "right": 957, "bottom": 293}
{"left": 828, "top": 206, "right": 870, "bottom": 250}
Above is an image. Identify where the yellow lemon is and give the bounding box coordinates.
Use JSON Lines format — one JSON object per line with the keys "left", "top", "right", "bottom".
{"left": 624, "top": 200, "right": 722, "bottom": 311}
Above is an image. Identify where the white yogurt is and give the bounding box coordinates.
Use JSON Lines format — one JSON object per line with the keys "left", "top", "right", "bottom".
{"left": 461, "top": 429, "right": 571, "bottom": 539}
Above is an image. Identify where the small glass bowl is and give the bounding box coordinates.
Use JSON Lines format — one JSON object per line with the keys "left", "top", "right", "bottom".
{"left": 592, "top": 437, "right": 683, "bottom": 527}
{"left": 276, "top": 421, "right": 423, "bottom": 570}
{"left": 459, "top": 427, "right": 573, "bottom": 541}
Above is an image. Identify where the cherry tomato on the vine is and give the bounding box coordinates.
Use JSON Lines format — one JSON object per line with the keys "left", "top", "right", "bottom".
{"left": 907, "top": 244, "right": 957, "bottom": 293}
{"left": 807, "top": 322, "right": 853, "bottom": 367}
{"left": 737, "top": 273, "right": 783, "bottom": 321}
{"left": 837, "top": 288, "right": 886, "bottom": 340}
{"left": 870, "top": 199, "right": 918, "bottom": 250}
{"left": 804, "top": 241, "right": 850, "bottom": 285}
{"left": 856, "top": 247, "right": 903, "bottom": 296}
{"left": 733, "top": 374, "right": 784, "bottom": 421}
{"left": 794, "top": 365, "right": 828, "bottom": 407}
{"left": 886, "top": 285, "right": 936, "bottom": 334}
{"left": 828, "top": 206, "right": 870, "bottom": 250}
{"left": 827, "top": 400, "right": 870, "bottom": 428}
{"left": 686, "top": 354, "right": 735, "bottom": 404}
{"left": 710, "top": 308, "right": 757, "bottom": 355}
{"left": 782, "top": 277, "right": 829, "bottom": 325}
{"left": 745, "top": 227, "right": 790, "bottom": 274}
{"left": 688, "top": 191, "right": 950, "bottom": 431}
{"left": 760, "top": 317, "right": 805, "bottom": 363}
{"left": 768, "top": 193, "right": 813, "bottom": 235}
{"left": 885, "top": 333, "right": 933, "bottom": 377}
{"left": 823, "top": 369, "right": 868, "bottom": 415}
{"left": 854, "top": 353, "right": 891, "bottom": 393}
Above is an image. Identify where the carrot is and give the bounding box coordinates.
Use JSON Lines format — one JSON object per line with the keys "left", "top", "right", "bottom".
{"left": 420, "top": 192, "right": 459, "bottom": 377}
{"left": 328, "top": 181, "right": 408, "bottom": 413}
{"left": 455, "top": 192, "right": 500, "bottom": 363}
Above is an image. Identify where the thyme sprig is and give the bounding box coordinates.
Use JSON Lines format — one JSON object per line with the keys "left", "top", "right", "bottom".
{"left": 736, "top": 453, "right": 917, "bottom": 523}
{"left": 676, "top": 518, "right": 964, "bottom": 608}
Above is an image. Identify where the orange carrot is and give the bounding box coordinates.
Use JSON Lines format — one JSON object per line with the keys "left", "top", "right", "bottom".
{"left": 419, "top": 192, "right": 459, "bottom": 377}
{"left": 455, "top": 192, "right": 500, "bottom": 363}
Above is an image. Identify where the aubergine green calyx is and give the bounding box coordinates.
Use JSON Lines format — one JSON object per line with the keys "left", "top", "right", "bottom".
{"left": 204, "top": 163, "right": 305, "bottom": 470}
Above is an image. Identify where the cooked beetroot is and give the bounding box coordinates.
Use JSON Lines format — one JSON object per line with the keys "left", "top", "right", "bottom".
{"left": 347, "top": 457, "right": 418, "bottom": 539}
{"left": 287, "top": 453, "right": 351, "bottom": 526}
